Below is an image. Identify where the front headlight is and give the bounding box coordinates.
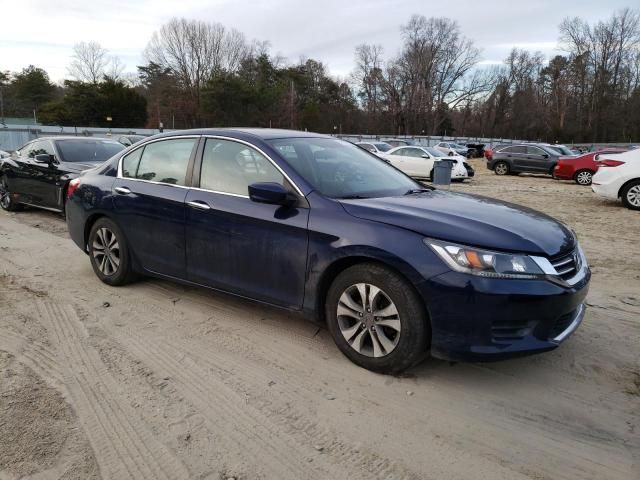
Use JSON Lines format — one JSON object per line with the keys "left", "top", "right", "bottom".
{"left": 425, "top": 239, "right": 545, "bottom": 279}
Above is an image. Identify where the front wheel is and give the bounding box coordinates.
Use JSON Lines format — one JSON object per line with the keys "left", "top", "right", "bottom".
{"left": 574, "top": 169, "right": 594, "bottom": 186}
{"left": 88, "top": 217, "right": 136, "bottom": 285}
{"left": 494, "top": 161, "right": 509, "bottom": 176}
{"left": 0, "top": 176, "right": 22, "bottom": 212}
{"left": 621, "top": 180, "right": 640, "bottom": 211}
{"left": 326, "top": 263, "right": 430, "bottom": 374}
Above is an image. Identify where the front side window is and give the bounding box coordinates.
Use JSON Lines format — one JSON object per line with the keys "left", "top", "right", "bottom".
{"left": 24, "top": 140, "right": 55, "bottom": 158}
{"left": 268, "top": 137, "right": 418, "bottom": 199}
{"left": 122, "top": 138, "right": 196, "bottom": 185}
{"left": 200, "top": 139, "right": 284, "bottom": 196}
{"left": 405, "top": 148, "right": 425, "bottom": 158}
{"left": 390, "top": 148, "right": 411, "bottom": 156}
{"left": 526, "top": 146, "right": 545, "bottom": 155}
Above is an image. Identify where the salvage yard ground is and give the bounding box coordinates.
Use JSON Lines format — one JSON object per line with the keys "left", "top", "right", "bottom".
{"left": 0, "top": 159, "right": 638, "bottom": 480}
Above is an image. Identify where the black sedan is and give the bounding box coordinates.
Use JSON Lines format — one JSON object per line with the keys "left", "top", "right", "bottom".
{"left": 0, "top": 136, "right": 125, "bottom": 213}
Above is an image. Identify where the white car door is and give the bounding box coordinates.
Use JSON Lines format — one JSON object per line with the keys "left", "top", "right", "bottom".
{"left": 403, "top": 147, "right": 435, "bottom": 177}
{"left": 385, "top": 147, "right": 414, "bottom": 174}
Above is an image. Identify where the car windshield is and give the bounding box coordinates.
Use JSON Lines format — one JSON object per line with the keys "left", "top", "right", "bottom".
{"left": 374, "top": 143, "right": 392, "bottom": 152}
{"left": 539, "top": 145, "right": 560, "bottom": 156}
{"left": 268, "top": 137, "right": 419, "bottom": 199}
{"left": 548, "top": 145, "right": 573, "bottom": 155}
{"left": 451, "top": 143, "right": 466, "bottom": 149}
{"left": 56, "top": 139, "right": 125, "bottom": 163}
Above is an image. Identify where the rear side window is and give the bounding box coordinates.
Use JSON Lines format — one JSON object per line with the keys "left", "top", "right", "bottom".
{"left": 122, "top": 138, "right": 197, "bottom": 185}
{"left": 200, "top": 139, "right": 283, "bottom": 196}
{"left": 56, "top": 140, "right": 124, "bottom": 163}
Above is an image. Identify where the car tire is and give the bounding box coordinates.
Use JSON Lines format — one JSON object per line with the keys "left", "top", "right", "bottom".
{"left": 0, "top": 176, "right": 22, "bottom": 212}
{"left": 325, "top": 263, "right": 430, "bottom": 374}
{"left": 88, "top": 217, "right": 136, "bottom": 286}
{"left": 574, "top": 169, "right": 594, "bottom": 186}
{"left": 620, "top": 180, "right": 640, "bottom": 211}
{"left": 494, "top": 161, "right": 509, "bottom": 176}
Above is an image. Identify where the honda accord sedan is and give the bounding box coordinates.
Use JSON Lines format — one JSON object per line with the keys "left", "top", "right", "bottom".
{"left": 65, "top": 129, "right": 590, "bottom": 373}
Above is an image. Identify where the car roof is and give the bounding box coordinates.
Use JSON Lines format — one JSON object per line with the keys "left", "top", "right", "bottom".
{"left": 151, "top": 128, "right": 330, "bottom": 141}
{"left": 27, "top": 136, "right": 122, "bottom": 143}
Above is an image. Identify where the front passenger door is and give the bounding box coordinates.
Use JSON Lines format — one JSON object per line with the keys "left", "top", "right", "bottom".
{"left": 185, "top": 137, "right": 309, "bottom": 308}
{"left": 525, "top": 146, "right": 551, "bottom": 172}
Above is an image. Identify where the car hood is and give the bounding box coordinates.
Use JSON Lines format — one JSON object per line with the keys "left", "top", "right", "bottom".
{"left": 340, "top": 190, "right": 575, "bottom": 257}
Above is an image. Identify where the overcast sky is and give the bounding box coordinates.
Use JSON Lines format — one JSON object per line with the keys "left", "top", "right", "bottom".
{"left": 0, "top": 0, "right": 634, "bottom": 82}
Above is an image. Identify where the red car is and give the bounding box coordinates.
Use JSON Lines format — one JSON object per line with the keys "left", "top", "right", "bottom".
{"left": 554, "top": 149, "right": 627, "bottom": 185}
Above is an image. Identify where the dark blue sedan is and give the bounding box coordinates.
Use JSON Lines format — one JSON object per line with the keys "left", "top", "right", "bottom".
{"left": 65, "top": 129, "right": 590, "bottom": 373}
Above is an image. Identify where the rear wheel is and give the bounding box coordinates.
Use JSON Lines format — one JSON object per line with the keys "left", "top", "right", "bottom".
{"left": 88, "top": 218, "right": 136, "bottom": 285}
{"left": 574, "top": 169, "right": 594, "bottom": 186}
{"left": 326, "top": 263, "right": 430, "bottom": 374}
{"left": 0, "top": 176, "right": 22, "bottom": 212}
{"left": 494, "top": 161, "right": 509, "bottom": 176}
{"left": 621, "top": 180, "right": 640, "bottom": 211}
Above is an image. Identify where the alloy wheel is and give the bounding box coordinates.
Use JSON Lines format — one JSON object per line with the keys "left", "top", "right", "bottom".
{"left": 336, "top": 283, "right": 401, "bottom": 358}
{"left": 627, "top": 185, "right": 640, "bottom": 207}
{"left": 92, "top": 227, "right": 121, "bottom": 276}
{"left": 495, "top": 163, "right": 508, "bottom": 175}
{"left": 576, "top": 171, "right": 592, "bottom": 185}
{"left": 0, "top": 182, "right": 10, "bottom": 209}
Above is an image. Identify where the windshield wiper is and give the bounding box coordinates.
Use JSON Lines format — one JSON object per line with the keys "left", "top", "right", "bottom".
{"left": 404, "top": 188, "right": 432, "bottom": 195}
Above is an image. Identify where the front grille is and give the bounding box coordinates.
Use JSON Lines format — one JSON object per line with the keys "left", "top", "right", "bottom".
{"left": 549, "top": 308, "right": 578, "bottom": 339}
{"left": 550, "top": 249, "right": 579, "bottom": 280}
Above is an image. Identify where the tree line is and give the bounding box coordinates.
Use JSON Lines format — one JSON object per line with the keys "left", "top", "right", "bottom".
{"left": 1, "top": 8, "right": 638, "bottom": 142}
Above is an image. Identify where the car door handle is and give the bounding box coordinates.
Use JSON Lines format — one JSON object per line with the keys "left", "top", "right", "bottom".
{"left": 187, "top": 200, "right": 211, "bottom": 211}
{"left": 114, "top": 187, "right": 131, "bottom": 195}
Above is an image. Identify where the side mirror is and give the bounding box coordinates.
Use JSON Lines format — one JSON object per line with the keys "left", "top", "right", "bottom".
{"left": 248, "top": 182, "right": 295, "bottom": 206}
{"left": 34, "top": 154, "right": 53, "bottom": 164}
{"left": 542, "top": 154, "right": 549, "bottom": 159}
{"left": 421, "top": 154, "right": 430, "bottom": 159}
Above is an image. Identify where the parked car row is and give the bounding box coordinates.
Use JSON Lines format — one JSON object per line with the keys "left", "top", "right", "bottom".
{"left": 486, "top": 142, "right": 640, "bottom": 210}
{"left": 1, "top": 130, "right": 590, "bottom": 374}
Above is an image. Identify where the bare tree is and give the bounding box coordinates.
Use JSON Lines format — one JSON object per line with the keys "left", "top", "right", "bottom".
{"left": 144, "top": 17, "right": 251, "bottom": 124}
{"left": 68, "top": 42, "right": 109, "bottom": 83}
{"left": 106, "top": 56, "right": 125, "bottom": 81}
{"left": 352, "top": 44, "right": 384, "bottom": 132}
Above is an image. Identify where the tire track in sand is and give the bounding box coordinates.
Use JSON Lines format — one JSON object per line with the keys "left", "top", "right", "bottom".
{"left": 36, "top": 299, "right": 191, "bottom": 480}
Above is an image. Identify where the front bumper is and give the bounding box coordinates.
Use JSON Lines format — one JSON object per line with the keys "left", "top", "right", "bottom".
{"left": 553, "top": 164, "right": 574, "bottom": 180}
{"left": 420, "top": 264, "right": 590, "bottom": 362}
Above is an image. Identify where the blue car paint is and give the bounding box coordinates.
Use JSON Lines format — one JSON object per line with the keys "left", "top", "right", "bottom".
{"left": 66, "top": 129, "right": 590, "bottom": 362}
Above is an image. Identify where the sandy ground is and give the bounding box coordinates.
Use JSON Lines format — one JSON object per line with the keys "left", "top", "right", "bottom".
{"left": 0, "top": 160, "right": 638, "bottom": 480}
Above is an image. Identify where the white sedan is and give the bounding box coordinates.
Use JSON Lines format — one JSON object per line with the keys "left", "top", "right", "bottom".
{"left": 381, "top": 146, "right": 472, "bottom": 181}
{"left": 592, "top": 149, "right": 640, "bottom": 210}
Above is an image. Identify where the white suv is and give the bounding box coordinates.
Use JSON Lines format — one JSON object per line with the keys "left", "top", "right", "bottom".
{"left": 592, "top": 149, "right": 640, "bottom": 210}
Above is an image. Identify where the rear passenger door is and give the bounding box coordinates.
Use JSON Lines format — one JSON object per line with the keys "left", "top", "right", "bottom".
{"left": 500, "top": 146, "right": 527, "bottom": 170}
{"left": 112, "top": 136, "right": 199, "bottom": 279}
{"left": 185, "top": 137, "right": 309, "bottom": 308}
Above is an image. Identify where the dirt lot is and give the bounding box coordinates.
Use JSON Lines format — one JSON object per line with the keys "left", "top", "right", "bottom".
{"left": 0, "top": 160, "right": 638, "bottom": 480}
